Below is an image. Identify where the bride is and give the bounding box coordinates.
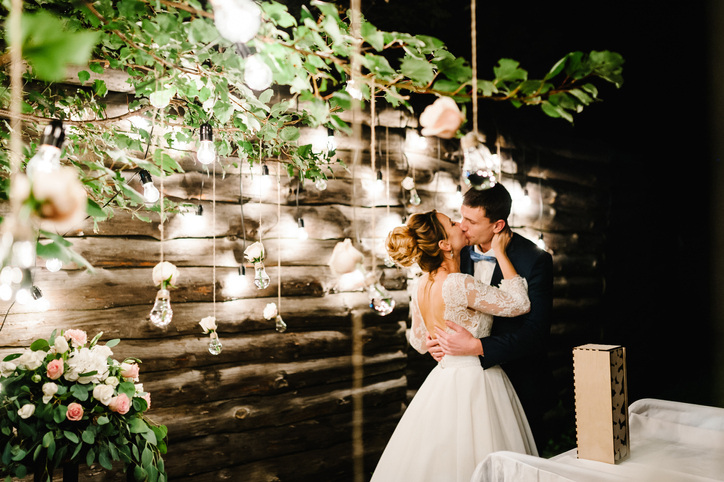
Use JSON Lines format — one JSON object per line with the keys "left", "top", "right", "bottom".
{"left": 371, "top": 210, "right": 537, "bottom": 482}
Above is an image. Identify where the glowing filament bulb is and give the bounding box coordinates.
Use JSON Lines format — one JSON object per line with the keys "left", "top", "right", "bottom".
{"left": 197, "top": 123, "right": 216, "bottom": 165}
{"left": 45, "top": 258, "right": 63, "bottom": 272}
{"left": 244, "top": 54, "right": 273, "bottom": 91}
{"left": 536, "top": 234, "right": 547, "bottom": 250}
{"left": 211, "top": 0, "right": 262, "bottom": 44}
{"left": 297, "top": 218, "right": 309, "bottom": 240}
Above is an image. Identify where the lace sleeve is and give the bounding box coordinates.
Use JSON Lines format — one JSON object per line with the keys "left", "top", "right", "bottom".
{"left": 407, "top": 294, "right": 428, "bottom": 354}
{"left": 451, "top": 273, "right": 530, "bottom": 317}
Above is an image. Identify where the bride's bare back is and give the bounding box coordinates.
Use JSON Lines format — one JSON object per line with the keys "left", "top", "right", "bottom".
{"left": 416, "top": 271, "right": 451, "bottom": 338}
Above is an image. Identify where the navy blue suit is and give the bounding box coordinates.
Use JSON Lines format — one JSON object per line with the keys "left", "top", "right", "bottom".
{"left": 461, "top": 233, "right": 554, "bottom": 447}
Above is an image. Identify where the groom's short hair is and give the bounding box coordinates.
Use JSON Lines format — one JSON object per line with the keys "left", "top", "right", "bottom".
{"left": 462, "top": 183, "right": 512, "bottom": 222}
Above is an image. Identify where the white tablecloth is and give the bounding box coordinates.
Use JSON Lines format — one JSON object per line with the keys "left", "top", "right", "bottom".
{"left": 471, "top": 398, "right": 724, "bottom": 481}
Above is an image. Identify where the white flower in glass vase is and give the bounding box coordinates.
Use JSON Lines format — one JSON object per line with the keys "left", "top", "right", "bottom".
{"left": 152, "top": 261, "right": 180, "bottom": 289}
{"left": 244, "top": 242, "right": 265, "bottom": 265}
{"left": 263, "top": 302, "right": 278, "bottom": 320}
{"left": 199, "top": 316, "right": 217, "bottom": 334}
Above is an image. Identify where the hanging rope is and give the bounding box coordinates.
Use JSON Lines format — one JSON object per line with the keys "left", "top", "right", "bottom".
{"left": 471, "top": 0, "right": 478, "bottom": 135}
{"left": 8, "top": 0, "right": 22, "bottom": 176}
{"left": 155, "top": 110, "right": 165, "bottom": 265}
{"left": 370, "top": 80, "right": 377, "bottom": 275}
{"left": 212, "top": 159, "right": 217, "bottom": 319}
{"left": 276, "top": 165, "right": 282, "bottom": 313}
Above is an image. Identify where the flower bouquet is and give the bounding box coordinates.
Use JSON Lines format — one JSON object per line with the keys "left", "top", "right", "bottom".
{"left": 0, "top": 329, "right": 167, "bottom": 482}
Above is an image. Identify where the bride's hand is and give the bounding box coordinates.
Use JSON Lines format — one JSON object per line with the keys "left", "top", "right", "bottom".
{"left": 492, "top": 225, "right": 512, "bottom": 256}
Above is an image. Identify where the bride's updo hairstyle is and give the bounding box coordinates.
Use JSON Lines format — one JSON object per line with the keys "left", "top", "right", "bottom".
{"left": 386, "top": 210, "right": 447, "bottom": 273}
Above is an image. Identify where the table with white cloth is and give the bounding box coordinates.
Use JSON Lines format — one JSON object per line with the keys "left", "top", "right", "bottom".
{"left": 471, "top": 398, "right": 724, "bottom": 481}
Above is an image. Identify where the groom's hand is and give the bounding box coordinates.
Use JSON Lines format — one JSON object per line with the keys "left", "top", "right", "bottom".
{"left": 435, "top": 322, "right": 484, "bottom": 357}
{"left": 425, "top": 334, "right": 445, "bottom": 362}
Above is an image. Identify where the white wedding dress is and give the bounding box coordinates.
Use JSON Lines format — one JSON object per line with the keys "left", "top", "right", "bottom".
{"left": 370, "top": 273, "right": 538, "bottom": 482}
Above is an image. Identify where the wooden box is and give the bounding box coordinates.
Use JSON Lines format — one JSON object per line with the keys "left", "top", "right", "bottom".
{"left": 573, "top": 344, "right": 630, "bottom": 464}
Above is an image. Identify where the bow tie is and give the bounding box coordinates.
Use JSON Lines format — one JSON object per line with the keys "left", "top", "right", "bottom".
{"left": 470, "top": 251, "right": 497, "bottom": 263}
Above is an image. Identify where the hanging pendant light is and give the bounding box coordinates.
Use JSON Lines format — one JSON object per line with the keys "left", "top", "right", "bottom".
{"left": 196, "top": 123, "right": 216, "bottom": 165}
{"left": 26, "top": 119, "right": 65, "bottom": 179}
{"left": 315, "top": 178, "right": 328, "bottom": 191}
{"left": 461, "top": 132, "right": 500, "bottom": 190}
{"left": 208, "top": 331, "right": 223, "bottom": 355}
{"left": 368, "top": 282, "right": 395, "bottom": 316}
{"left": 275, "top": 315, "right": 287, "bottom": 333}
{"left": 244, "top": 54, "right": 273, "bottom": 91}
{"left": 297, "top": 217, "right": 308, "bottom": 240}
{"left": 211, "top": 0, "right": 262, "bottom": 44}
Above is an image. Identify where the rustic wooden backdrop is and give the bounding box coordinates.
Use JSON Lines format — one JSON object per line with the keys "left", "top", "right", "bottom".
{"left": 1, "top": 99, "right": 612, "bottom": 480}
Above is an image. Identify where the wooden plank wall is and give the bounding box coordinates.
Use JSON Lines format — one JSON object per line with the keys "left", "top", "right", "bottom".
{"left": 1, "top": 106, "right": 611, "bottom": 479}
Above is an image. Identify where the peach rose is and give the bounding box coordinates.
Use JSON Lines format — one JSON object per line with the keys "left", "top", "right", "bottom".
{"left": 64, "top": 329, "right": 87, "bottom": 348}
{"left": 419, "top": 97, "right": 465, "bottom": 139}
{"left": 109, "top": 393, "right": 131, "bottom": 415}
{"left": 31, "top": 167, "right": 88, "bottom": 231}
{"left": 328, "top": 239, "right": 364, "bottom": 276}
{"left": 120, "top": 362, "right": 140, "bottom": 380}
{"left": 66, "top": 402, "right": 84, "bottom": 421}
{"left": 46, "top": 359, "right": 64, "bottom": 380}
{"left": 142, "top": 392, "right": 151, "bottom": 410}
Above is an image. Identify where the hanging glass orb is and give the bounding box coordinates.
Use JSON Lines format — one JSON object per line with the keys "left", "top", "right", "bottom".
{"left": 315, "top": 178, "right": 328, "bottom": 191}
{"left": 149, "top": 289, "right": 173, "bottom": 327}
{"left": 254, "top": 262, "right": 271, "bottom": 289}
{"left": 26, "top": 119, "right": 64, "bottom": 179}
{"left": 461, "top": 132, "right": 501, "bottom": 191}
{"left": 409, "top": 188, "right": 421, "bottom": 206}
{"left": 208, "top": 332, "right": 223, "bottom": 355}
{"left": 368, "top": 283, "right": 395, "bottom": 316}
{"left": 212, "top": 0, "right": 262, "bottom": 44}
{"left": 244, "top": 54, "right": 273, "bottom": 91}
{"left": 275, "top": 315, "right": 287, "bottom": 333}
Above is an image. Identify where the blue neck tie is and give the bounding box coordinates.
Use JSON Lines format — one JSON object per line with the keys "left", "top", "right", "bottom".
{"left": 469, "top": 251, "right": 497, "bottom": 263}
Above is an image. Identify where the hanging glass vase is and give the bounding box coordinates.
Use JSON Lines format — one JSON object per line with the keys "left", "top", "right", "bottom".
{"left": 208, "top": 331, "right": 223, "bottom": 355}
{"left": 409, "top": 188, "right": 421, "bottom": 206}
{"left": 149, "top": 289, "right": 173, "bottom": 327}
{"left": 368, "top": 282, "right": 395, "bottom": 316}
{"left": 275, "top": 315, "right": 287, "bottom": 333}
{"left": 461, "top": 132, "right": 500, "bottom": 191}
{"left": 254, "top": 262, "right": 271, "bottom": 289}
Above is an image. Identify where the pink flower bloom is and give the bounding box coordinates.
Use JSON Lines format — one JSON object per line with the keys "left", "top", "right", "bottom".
{"left": 142, "top": 393, "right": 151, "bottom": 410}
{"left": 66, "top": 402, "right": 84, "bottom": 421}
{"left": 109, "top": 393, "right": 131, "bottom": 415}
{"left": 120, "top": 363, "right": 140, "bottom": 380}
{"left": 46, "top": 359, "right": 64, "bottom": 380}
{"left": 419, "top": 96, "right": 465, "bottom": 139}
{"left": 64, "top": 329, "right": 87, "bottom": 348}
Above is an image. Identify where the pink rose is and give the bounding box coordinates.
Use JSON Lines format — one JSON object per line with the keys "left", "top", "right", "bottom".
{"left": 64, "top": 329, "right": 87, "bottom": 348}
{"left": 66, "top": 402, "right": 84, "bottom": 421}
{"left": 109, "top": 393, "right": 131, "bottom": 415}
{"left": 31, "top": 167, "right": 88, "bottom": 232}
{"left": 419, "top": 97, "right": 465, "bottom": 139}
{"left": 142, "top": 393, "right": 151, "bottom": 410}
{"left": 120, "top": 363, "right": 140, "bottom": 380}
{"left": 46, "top": 359, "right": 64, "bottom": 380}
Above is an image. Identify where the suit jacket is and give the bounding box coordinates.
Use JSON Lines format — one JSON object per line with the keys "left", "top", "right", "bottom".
{"left": 461, "top": 233, "right": 554, "bottom": 443}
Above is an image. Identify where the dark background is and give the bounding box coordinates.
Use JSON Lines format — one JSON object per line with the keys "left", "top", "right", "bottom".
{"left": 357, "top": 0, "right": 718, "bottom": 407}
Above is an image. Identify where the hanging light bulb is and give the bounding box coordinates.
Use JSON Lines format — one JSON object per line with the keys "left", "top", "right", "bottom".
{"left": 208, "top": 331, "right": 223, "bottom": 355}
{"left": 0, "top": 221, "right": 35, "bottom": 303}
{"left": 26, "top": 119, "right": 65, "bottom": 179}
{"left": 454, "top": 184, "right": 464, "bottom": 205}
{"left": 197, "top": 123, "right": 216, "bottom": 165}
{"left": 315, "top": 178, "right": 328, "bottom": 191}
{"left": 368, "top": 282, "right": 395, "bottom": 316}
{"left": 346, "top": 79, "right": 364, "bottom": 100}
{"left": 45, "top": 258, "right": 63, "bottom": 272}
{"left": 244, "top": 54, "right": 273, "bottom": 91}
{"left": 149, "top": 289, "right": 173, "bottom": 327}
{"left": 139, "top": 169, "right": 160, "bottom": 203}
{"left": 461, "top": 132, "right": 501, "bottom": 191}
{"left": 297, "top": 217, "right": 309, "bottom": 240}
{"left": 375, "top": 170, "right": 385, "bottom": 192}
{"left": 210, "top": 0, "right": 262, "bottom": 44}
{"left": 253, "top": 262, "right": 271, "bottom": 289}
{"left": 535, "top": 233, "right": 547, "bottom": 251}
{"left": 326, "top": 127, "right": 337, "bottom": 151}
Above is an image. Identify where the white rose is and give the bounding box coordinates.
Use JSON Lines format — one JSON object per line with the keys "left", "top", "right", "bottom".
{"left": 0, "top": 361, "right": 16, "bottom": 377}
{"left": 18, "top": 403, "right": 35, "bottom": 419}
{"left": 401, "top": 176, "right": 416, "bottom": 191}
{"left": 152, "top": 261, "right": 179, "bottom": 287}
{"left": 53, "top": 336, "right": 69, "bottom": 354}
{"left": 328, "top": 239, "right": 364, "bottom": 276}
{"left": 263, "top": 302, "right": 278, "bottom": 320}
{"left": 65, "top": 347, "right": 109, "bottom": 384}
{"left": 16, "top": 350, "right": 44, "bottom": 371}
{"left": 199, "top": 316, "right": 217, "bottom": 333}
{"left": 419, "top": 96, "right": 465, "bottom": 139}
{"left": 105, "top": 376, "right": 120, "bottom": 388}
{"left": 42, "top": 382, "right": 58, "bottom": 404}
{"left": 92, "top": 384, "right": 115, "bottom": 406}
{"left": 134, "top": 383, "right": 144, "bottom": 395}
{"left": 244, "top": 242, "right": 265, "bottom": 264}
{"left": 31, "top": 167, "right": 88, "bottom": 231}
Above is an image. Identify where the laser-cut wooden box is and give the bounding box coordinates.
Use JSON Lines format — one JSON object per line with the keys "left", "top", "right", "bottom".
{"left": 573, "top": 344, "right": 630, "bottom": 464}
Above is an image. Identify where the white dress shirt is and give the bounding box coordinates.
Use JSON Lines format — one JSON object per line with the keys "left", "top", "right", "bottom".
{"left": 472, "top": 245, "right": 496, "bottom": 285}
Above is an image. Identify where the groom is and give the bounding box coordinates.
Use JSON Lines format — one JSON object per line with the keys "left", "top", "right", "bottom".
{"left": 428, "top": 183, "right": 554, "bottom": 449}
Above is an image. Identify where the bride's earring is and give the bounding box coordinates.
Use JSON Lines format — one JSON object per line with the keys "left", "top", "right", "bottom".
{"left": 444, "top": 250, "right": 453, "bottom": 259}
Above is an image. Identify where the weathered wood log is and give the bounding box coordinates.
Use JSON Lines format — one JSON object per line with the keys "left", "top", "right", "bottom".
{"left": 553, "top": 276, "right": 605, "bottom": 298}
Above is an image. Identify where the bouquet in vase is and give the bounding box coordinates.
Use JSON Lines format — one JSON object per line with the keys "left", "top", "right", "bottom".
{"left": 0, "top": 329, "right": 167, "bottom": 481}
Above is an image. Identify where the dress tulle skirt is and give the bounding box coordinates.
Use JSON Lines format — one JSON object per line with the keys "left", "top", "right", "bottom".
{"left": 370, "top": 356, "right": 537, "bottom": 482}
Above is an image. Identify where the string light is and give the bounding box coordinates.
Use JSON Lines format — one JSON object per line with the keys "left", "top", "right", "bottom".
{"left": 139, "top": 169, "right": 160, "bottom": 203}
{"left": 296, "top": 217, "right": 308, "bottom": 240}
{"left": 536, "top": 233, "right": 547, "bottom": 250}
{"left": 461, "top": 132, "right": 500, "bottom": 190}
{"left": 25, "top": 119, "right": 64, "bottom": 179}
{"left": 210, "top": 0, "right": 262, "bottom": 44}
{"left": 196, "top": 123, "right": 216, "bottom": 165}
{"left": 45, "top": 258, "right": 62, "bottom": 272}
{"left": 454, "top": 184, "right": 464, "bottom": 205}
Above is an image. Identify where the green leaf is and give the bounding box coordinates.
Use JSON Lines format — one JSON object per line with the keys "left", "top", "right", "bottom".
{"left": 129, "top": 417, "right": 149, "bottom": 434}
{"left": 64, "top": 431, "right": 79, "bottom": 443}
{"left": 106, "top": 339, "right": 121, "bottom": 348}
{"left": 400, "top": 56, "right": 435, "bottom": 86}
{"left": 82, "top": 428, "right": 95, "bottom": 445}
{"left": 78, "top": 70, "right": 91, "bottom": 83}
{"left": 42, "top": 431, "right": 55, "bottom": 448}
{"left": 30, "top": 339, "right": 50, "bottom": 352}
{"left": 493, "top": 58, "right": 528, "bottom": 85}
{"left": 99, "top": 449, "right": 113, "bottom": 470}
{"left": 71, "top": 384, "right": 90, "bottom": 402}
